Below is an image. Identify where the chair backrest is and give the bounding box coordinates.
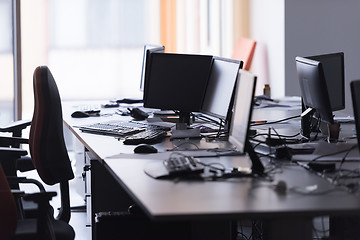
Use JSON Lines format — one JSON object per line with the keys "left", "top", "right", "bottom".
{"left": 0, "top": 165, "right": 18, "bottom": 240}
{"left": 30, "top": 66, "right": 74, "bottom": 222}
{"left": 231, "top": 37, "right": 257, "bottom": 71}
{"left": 30, "top": 66, "right": 74, "bottom": 186}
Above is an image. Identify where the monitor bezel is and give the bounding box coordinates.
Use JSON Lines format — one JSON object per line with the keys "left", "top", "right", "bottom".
{"left": 228, "top": 70, "right": 257, "bottom": 154}
{"left": 296, "top": 56, "right": 334, "bottom": 124}
{"left": 200, "top": 56, "right": 243, "bottom": 121}
{"left": 307, "top": 52, "right": 345, "bottom": 111}
{"left": 140, "top": 44, "right": 165, "bottom": 91}
{"left": 143, "top": 52, "right": 213, "bottom": 115}
{"left": 350, "top": 80, "right": 360, "bottom": 148}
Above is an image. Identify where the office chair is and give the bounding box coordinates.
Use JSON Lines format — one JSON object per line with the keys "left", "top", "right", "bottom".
{"left": 0, "top": 120, "right": 34, "bottom": 173}
{"left": 0, "top": 66, "right": 76, "bottom": 239}
{"left": 0, "top": 146, "right": 27, "bottom": 178}
{"left": 231, "top": 37, "right": 257, "bottom": 70}
{"left": 0, "top": 119, "right": 31, "bottom": 139}
{"left": 30, "top": 65, "right": 75, "bottom": 223}
{"left": 0, "top": 164, "right": 58, "bottom": 240}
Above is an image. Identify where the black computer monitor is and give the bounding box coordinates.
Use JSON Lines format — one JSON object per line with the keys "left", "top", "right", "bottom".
{"left": 201, "top": 57, "right": 242, "bottom": 122}
{"left": 228, "top": 70, "right": 264, "bottom": 175}
{"left": 140, "top": 44, "right": 165, "bottom": 91}
{"left": 296, "top": 56, "right": 334, "bottom": 124}
{"left": 351, "top": 80, "right": 360, "bottom": 148}
{"left": 307, "top": 52, "right": 345, "bottom": 111}
{"left": 143, "top": 52, "right": 213, "bottom": 124}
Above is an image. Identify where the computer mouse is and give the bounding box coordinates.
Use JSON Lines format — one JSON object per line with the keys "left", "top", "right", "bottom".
{"left": 134, "top": 144, "right": 158, "bottom": 154}
{"left": 71, "top": 111, "right": 90, "bottom": 118}
{"left": 128, "top": 107, "right": 149, "bottom": 120}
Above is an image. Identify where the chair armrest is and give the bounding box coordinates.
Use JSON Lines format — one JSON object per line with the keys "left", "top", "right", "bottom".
{"left": 23, "top": 191, "right": 57, "bottom": 203}
{"left": 7, "top": 176, "right": 46, "bottom": 192}
{"left": 0, "top": 136, "right": 29, "bottom": 147}
{"left": 0, "top": 119, "right": 31, "bottom": 136}
{"left": 0, "top": 147, "right": 27, "bottom": 158}
{"left": 0, "top": 148, "right": 30, "bottom": 177}
{"left": 11, "top": 189, "right": 26, "bottom": 198}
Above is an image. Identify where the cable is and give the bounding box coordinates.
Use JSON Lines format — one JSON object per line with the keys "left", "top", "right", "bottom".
{"left": 311, "top": 116, "right": 322, "bottom": 141}
{"left": 296, "top": 161, "right": 360, "bottom": 194}
{"left": 167, "top": 141, "right": 200, "bottom": 151}
{"left": 195, "top": 114, "right": 223, "bottom": 127}
{"left": 310, "top": 146, "right": 357, "bottom": 162}
{"left": 251, "top": 131, "right": 301, "bottom": 139}
{"left": 338, "top": 145, "right": 357, "bottom": 169}
{"left": 250, "top": 114, "right": 300, "bottom": 126}
{"left": 196, "top": 161, "right": 226, "bottom": 172}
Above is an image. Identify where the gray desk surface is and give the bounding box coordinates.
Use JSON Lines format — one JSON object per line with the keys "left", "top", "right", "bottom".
{"left": 63, "top": 100, "right": 360, "bottom": 222}
{"left": 104, "top": 156, "right": 360, "bottom": 221}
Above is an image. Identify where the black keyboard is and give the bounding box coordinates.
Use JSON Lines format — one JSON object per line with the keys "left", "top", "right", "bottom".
{"left": 123, "top": 129, "right": 167, "bottom": 145}
{"left": 79, "top": 120, "right": 170, "bottom": 137}
{"left": 163, "top": 156, "right": 204, "bottom": 177}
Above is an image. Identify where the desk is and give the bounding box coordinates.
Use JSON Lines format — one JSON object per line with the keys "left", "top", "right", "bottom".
{"left": 62, "top": 100, "right": 360, "bottom": 240}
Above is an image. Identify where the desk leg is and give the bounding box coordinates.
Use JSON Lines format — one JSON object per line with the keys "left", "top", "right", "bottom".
{"left": 91, "top": 159, "right": 134, "bottom": 239}
{"left": 330, "top": 216, "right": 360, "bottom": 239}
{"left": 263, "top": 218, "right": 312, "bottom": 240}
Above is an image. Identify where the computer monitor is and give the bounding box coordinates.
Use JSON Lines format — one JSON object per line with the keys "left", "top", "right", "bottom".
{"left": 228, "top": 70, "right": 264, "bottom": 175}
{"left": 229, "top": 70, "right": 257, "bottom": 154}
{"left": 296, "top": 56, "right": 334, "bottom": 125}
{"left": 140, "top": 44, "right": 165, "bottom": 91}
{"left": 350, "top": 80, "right": 360, "bottom": 148}
{"left": 201, "top": 57, "right": 242, "bottom": 122}
{"left": 307, "top": 52, "right": 345, "bottom": 111}
{"left": 143, "top": 52, "right": 213, "bottom": 124}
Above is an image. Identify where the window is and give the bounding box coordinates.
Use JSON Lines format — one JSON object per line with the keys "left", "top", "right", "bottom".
{"left": 18, "top": 0, "right": 247, "bottom": 119}
{"left": 0, "top": 0, "right": 14, "bottom": 125}
{"left": 21, "top": 0, "right": 160, "bottom": 119}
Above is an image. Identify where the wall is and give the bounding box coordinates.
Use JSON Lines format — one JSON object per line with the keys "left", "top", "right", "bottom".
{"left": 249, "top": 0, "right": 285, "bottom": 97}
{"left": 250, "top": 0, "right": 360, "bottom": 115}
{"left": 285, "top": 0, "right": 360, "bottom": 114}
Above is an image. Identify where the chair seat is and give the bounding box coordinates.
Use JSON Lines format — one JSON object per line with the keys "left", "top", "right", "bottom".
{"left": 52, "top": 219, "right": 76, "bottom": 240}
{"left": 14, "top": 219, "right": 37, "bottom": 240}
{"left": 14, "top": 218, "right": 75, "bottom": 240}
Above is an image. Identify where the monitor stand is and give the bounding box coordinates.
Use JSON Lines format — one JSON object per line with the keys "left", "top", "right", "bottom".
{"left": 300, "top": 107, "right": 340, "bottom": 142}
{"left": 300, "top": 107, "right": 316, "bottom": 139}
{"left": 245, "top": 140, "right": 265, "bottom": 175}
{"left": 170, "top": 111, "right": 202, "bottom": 140}
{"left": 320, "top": 121, "right": 340, "bottom": 143}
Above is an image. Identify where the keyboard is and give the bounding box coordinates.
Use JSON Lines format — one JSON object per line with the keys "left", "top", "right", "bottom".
{"left": 123, "top": 129, "right": 167, "bottom": 145}
{"left": 79, "top": 120, "right": 170, "bottom": 137}
{"left": 163, "top": 155, "right": 204, "bottom": 177}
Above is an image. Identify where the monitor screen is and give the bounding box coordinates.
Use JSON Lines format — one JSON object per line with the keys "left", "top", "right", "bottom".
{"left": 143, "top": 52, "right": 213, "bottom": 114}
{"left": 296, "top": 56, "right": 334, "bottom": 124}
{"left": 201, "top": 57, "right": 242, "bottom": 120}
{"left": 140, "top": 45, "right": 165, "bottom": 91}
{"left": 307, "top": 52, "right": 345, "bottom": 111}
{"left": 228, "top": 70, "right": 257, "bottom": 154}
